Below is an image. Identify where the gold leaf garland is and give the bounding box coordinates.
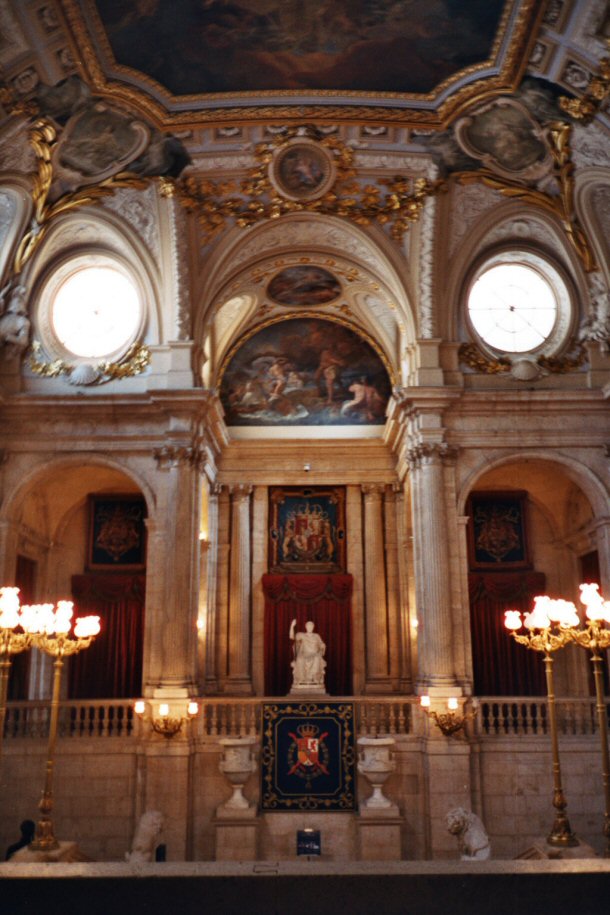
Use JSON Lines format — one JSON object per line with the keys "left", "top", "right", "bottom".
{"left": 172, "top": 130, "right": 446, "bottom": 244}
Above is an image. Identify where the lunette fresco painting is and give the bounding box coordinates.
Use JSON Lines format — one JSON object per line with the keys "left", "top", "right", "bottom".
{"left": 94, "top": 0, "right": 505, "bottom": 95}
{"left": 219, "top": 318, "right": 391, "bottom": 426}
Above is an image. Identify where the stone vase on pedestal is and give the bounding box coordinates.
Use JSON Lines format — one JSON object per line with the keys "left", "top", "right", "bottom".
{"left": 218, "top": 736, "right": 257, "bottom": 810}
{"left": 357, "top": 736, "right": 396, "bottom": 809}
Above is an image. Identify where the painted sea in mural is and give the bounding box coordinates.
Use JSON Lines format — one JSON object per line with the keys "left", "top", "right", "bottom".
{"left": 220, "top": 318, "right": 391, "bottom": 426}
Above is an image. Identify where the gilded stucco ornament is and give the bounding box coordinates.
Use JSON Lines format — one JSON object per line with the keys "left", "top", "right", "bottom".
{"left": 458, "top": 341, "right": 587, "bottom": 377}
{"left": 171, "top": 127, "right": 445, "bottom": 246}
{"left": 28, "top": 340, "right": 151, "bottom": 386}
{"left": 559, "top": 41, "right": 610, "bottom": 123}
{"left": 453, "top": 121, "right": 596, "bottom": 273}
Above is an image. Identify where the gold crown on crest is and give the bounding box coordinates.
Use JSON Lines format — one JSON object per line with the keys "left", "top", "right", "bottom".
{"left": 297, "top": 723, "right": 319, "bottom": 738}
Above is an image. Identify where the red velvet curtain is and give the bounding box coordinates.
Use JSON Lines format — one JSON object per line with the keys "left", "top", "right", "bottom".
{"left": 68, "top": 574, "right": 145, "bottom": 699}
{"left": 469, "top": 571, "right": 547, "bottom": 696}
{"left": 263, "top": 574, "right": 353, "bottom": 696}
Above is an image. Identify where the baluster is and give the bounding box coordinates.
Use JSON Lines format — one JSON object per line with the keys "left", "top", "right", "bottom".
{"left": 397, "top": 702, "right": 406, "bottom": 735}
{"left": 210, "top": 704, "right": 218, "bottom": 736}
{"left": 359, "top": 702, "right": 368, "bottom": 737}
{"left": 387, "top": 703, "right": 395, "bottom": 735}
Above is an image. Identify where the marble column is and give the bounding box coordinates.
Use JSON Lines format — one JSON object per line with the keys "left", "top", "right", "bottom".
{"left": 409, "top": 444, "right": 458, "bottom": 691}
{"left": 226, "top": 484, "right": 253, "bottom": 694}
{"left": 362, "top": 484, "right": 391, "bottom": 692}
{"left": 203, "top": 483, "right": 220, "bottom": 692}
{"left": 148, "top": 448, "right": 200, "bottom": 696}
{"left": 393, "top": 483, "right": 413, "bottom": 691}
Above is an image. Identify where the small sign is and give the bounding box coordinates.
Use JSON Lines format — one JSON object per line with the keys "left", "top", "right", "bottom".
{"left": 297, "top": 829, "right": 321, "bottom": 856}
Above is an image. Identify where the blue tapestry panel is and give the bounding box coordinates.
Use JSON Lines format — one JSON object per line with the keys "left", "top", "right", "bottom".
{"left": 261, "top": 702, "right": 356, "bottom": 811}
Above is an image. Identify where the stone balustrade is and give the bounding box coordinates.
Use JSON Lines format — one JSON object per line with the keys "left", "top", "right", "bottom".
{"left": 2, "top": 696, "right": 606, "bottom": 741}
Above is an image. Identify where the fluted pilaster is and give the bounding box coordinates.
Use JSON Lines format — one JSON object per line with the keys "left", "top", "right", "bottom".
{"left": 226, "top": 484, "right": 253, "bottom": 694}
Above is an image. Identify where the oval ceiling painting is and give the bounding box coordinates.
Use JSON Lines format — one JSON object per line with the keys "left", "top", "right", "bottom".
{"left": 267, "top": 266, "right": 341, "bottom": 306}
{"left": 220, "top": 318, "right": 391, "bottom": 427}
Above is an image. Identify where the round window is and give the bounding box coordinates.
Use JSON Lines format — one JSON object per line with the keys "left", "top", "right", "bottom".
{"left": 465, "top": 252, "right": 572, "bottom": 356}
{"left": 37, "top": 254, "right": 144, "bottom": 363}
{"left": 52, "top": 266, "right": 141, "bottom": 358}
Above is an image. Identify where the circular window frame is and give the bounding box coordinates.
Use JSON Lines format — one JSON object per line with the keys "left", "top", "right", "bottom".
{"left": 463, "top": 248, "right": 574, "bottom": 359}
{"left": 36, "top": 252, "right": 146, "bottom": 364}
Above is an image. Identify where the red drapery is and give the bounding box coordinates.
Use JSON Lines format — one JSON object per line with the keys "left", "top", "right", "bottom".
{"left": 469, "top": 571, "right": 547, "bottom": 696}
{"left": 68, "top": 573, "right": 145, "bottom": 699}
{"left": 263, "top": 573, "right": 353, "bottom": 696}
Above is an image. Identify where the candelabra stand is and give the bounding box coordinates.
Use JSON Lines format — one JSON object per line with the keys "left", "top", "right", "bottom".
{"left": 567, "top": 583, "right": 610, "bottom": 856}
{"left": 0, "top": 587, "right": 34, "bottom": 758}
{"left": 29, "top": 608, "right": 100, "bottom": 852}
{"left": 505, "top": 600, "right": 578, "bottom": 848}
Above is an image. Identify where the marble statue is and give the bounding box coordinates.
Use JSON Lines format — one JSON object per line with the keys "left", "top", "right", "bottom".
{"left": 0, "top": 284, "right": 30, "bottom": 358}
{"left": 446, "top": 807, "right": 491, "bottom": 860}
{"left": 125, "top": 810, "right": 164, "bottom": 863}
{"left": 289, "top": 618, "right": 326, "bottom": 691}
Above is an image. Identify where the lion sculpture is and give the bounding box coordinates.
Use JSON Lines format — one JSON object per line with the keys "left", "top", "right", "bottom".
{"left": 446, "top": 807, "right": 491, "bottom": 860}
{"left": 125, "top": 810, "right": 164, "bottom": 863}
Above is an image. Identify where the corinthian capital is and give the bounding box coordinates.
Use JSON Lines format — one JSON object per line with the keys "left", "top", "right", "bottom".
{"left": 406, "top": 442, "right": 458, "bottom": 470}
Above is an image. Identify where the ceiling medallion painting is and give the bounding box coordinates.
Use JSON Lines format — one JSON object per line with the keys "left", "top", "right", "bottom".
{"left": 219, "top": 316, "right": 392, "bottom": 427}
{"left": 62, "top": 0, "right": 543, "bottom": 128}
{"left": 267, "top": 267, "right": 341, "bottom": 307}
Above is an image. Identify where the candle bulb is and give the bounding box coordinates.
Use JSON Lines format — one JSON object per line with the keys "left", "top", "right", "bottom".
{"left": 159, "top": 703, "right": 170, "bottom": 718}
{"left": 420, "top": 695, "right": 430, "bottom": 708}
{"left": 134, "top": 700, "right": 146, "bottom": 716}
{"left": 187, "top": 701, "right": 199, "bottom": 717}
{"left": 447, "top": 697, "right": 459, "bottom": 711}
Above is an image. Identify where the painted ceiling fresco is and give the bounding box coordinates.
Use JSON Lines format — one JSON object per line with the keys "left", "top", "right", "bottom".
{"left": 93, "top": 0, "right": 506, "bottom": 96}
{"left": 220, "top": 318, "right": 391, "bottom": 426}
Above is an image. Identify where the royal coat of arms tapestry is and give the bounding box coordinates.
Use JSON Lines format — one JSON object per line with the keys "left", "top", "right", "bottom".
{"left": 261, "top": 702, "right": 356, "bottom": 811}
{"left": 269, "top": 486, "right": 346, "bottom": 573}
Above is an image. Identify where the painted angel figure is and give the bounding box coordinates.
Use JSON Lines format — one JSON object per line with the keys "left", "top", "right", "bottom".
{"left": 289, "top": 618, "right": 326, "bottom": 689}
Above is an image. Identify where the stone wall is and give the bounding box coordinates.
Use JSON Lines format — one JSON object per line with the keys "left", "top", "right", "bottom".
{"left": 1, "top": 732, "right": 606, "bottom": 861}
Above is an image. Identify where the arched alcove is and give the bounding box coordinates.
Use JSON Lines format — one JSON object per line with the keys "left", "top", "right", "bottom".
{"left": 461, "top": 456, "right": 600, "bottom": 699}
{"left": 4, "top": 459, "right": 150, "bottom": 701}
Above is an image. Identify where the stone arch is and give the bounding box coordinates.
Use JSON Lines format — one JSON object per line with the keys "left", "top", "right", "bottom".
{"left": 444, "top": 198, "right": 588, "bottom": 343}
{"left": 193, "top": 213, "right": 416, "bottom": 384}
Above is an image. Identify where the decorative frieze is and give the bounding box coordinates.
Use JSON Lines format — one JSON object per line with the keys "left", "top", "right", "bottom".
{"left": 406, "top": 442, "right": 458, "bottom": 470}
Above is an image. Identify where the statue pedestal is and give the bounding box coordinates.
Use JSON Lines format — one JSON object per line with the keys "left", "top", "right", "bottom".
{"left": 214, "top": 806, "right": 259, "bottom": 861}
{"left": 357, "top": 806, "right": 403, "bottom": 861}
{"left": 289, "top": 684, "right": 328, "bottom": 697}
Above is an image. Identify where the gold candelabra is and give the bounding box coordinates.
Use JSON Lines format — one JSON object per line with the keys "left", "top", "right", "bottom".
{"left": 505, "top": 596, "right": 580, "bottom": 848}
{"left": 134, "top": 699, "right": 199, "bottom": 739}
{"left": 419, "top": 695, "right": 477, "bottom": 737}
{"left": 565, "top": 583, "right": 610, "bottom": 857}
{"left": 0, "top": 587, "right": 34, "bottom": 757}
{"left": 28, "top": 602, "right": 100, "bottom": 852}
